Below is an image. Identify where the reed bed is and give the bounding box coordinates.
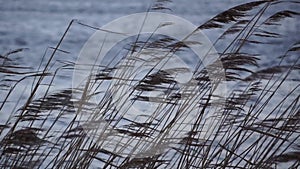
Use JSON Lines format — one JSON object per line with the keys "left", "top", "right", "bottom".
{"left": 0, "top": 0, "right": 299, "bottom": 168}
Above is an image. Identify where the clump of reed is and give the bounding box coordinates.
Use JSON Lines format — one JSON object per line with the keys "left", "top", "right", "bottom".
{"left": 0, "top": 0, "right": 299, "bottom": 168}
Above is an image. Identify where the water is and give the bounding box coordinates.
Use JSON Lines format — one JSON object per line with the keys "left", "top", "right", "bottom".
{"left": 0, "top": 0, "right": 261, "bottom": 103}
{"left": 0, "top": 0, "right": 254, "bottom": 61}
{"left": 1, "top": 0, "right": 298, "bottom": 67}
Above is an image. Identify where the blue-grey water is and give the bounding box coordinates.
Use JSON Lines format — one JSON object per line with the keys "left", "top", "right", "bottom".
{"left": 1, "top": 0, "right": 253, "bottom": 60}
{"left": 1, "top": 0, "right": 298, "bottom": 67}
{"left": 1, "top": 0, "right": 267, "bottom": 99}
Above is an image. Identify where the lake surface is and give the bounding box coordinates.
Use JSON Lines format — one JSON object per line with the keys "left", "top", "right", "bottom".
{"left": 1, "top": 0, "right": 255, "bottom": 61}
{"left": 1, "top": 0, "right": 298, "bottom": 67}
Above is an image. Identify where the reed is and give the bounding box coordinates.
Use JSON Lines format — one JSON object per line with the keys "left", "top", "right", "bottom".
{"left": 0, "top": 0, "right": 299, "bottom": 168}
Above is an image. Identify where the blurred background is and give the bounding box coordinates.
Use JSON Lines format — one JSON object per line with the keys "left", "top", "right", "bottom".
{"left": 0, "top": 0, "right": 258, "bottom": 64}
{"left": 1, "top": 0, "right": 298, "bottom": 67}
